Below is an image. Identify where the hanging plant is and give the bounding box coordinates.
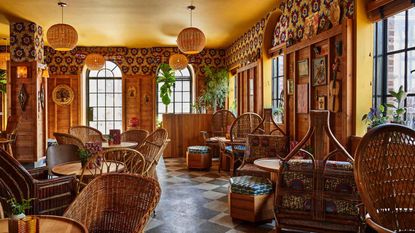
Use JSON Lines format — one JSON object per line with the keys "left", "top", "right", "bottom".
{"left": 201, "top": 66, "right": 229, "bottom": 112}
{"left": 156, "top": 63, "right": 176, "bottom": 106}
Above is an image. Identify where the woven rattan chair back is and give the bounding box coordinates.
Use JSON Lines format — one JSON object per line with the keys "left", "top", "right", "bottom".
{"left": 211, "top": 110, "right": 236, "bottom": 137}
{"left": 54, "top": 132, "right": 85, "bottom": 150}
{"left": 244, "top": 134, "right": 288, "bottom": 164}
{"left": 64, "top": 173, "right": 161, "bottom": 233}
{"left": 77, "top": 148, "right": 145, "bottom": 193}
{"left": 354, "top": 124, "right": 415, "bottom": 232}
{"left": 253, "top": 108, "right": 286, "bottom": 136}
{"left": 138, "top": 128, "right": 168, "bottom": 177}
{"left": 230, "top": 112, "right": 262, "bottom": 141}
{"left": 46, "top": 144, "right": 80, "bottom": 176}
{"left": 121, "top": 129, "right": 149, "bottom": 149}
{"left": 69, "top": 125, "right": 105, "bottom": 144}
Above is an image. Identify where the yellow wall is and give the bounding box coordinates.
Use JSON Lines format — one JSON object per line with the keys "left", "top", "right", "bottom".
{"left": 355, "top": 0, "right": 374, "bottom": 136}
{"left": 263, "top": 55, "right": 273, "bottom": 109}
{"left": 228, "top": 73, "right": 236, "bottom": 113}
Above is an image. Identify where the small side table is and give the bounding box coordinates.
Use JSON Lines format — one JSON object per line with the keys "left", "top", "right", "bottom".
{"left": 186, "top": 146, "right": 211, "bottom": 170}
{"left": 253, "top": 158, "right": 281, "bottom": 182}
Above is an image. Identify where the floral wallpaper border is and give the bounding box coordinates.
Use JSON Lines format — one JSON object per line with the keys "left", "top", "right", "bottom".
{"left": 10, "top": 22, "right": 44, "bottom": 63}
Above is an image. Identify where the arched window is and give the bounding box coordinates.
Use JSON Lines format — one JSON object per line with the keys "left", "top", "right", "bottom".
{"left": 156, "top": 66, "right": 193, "bottom": 122}
{"left": 86, "top": 61, "right": 122, "bottom": 134}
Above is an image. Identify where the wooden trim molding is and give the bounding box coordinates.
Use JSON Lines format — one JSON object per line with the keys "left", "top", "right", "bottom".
{"left": 367, "top": 0, "right": 414, "bottom": 22}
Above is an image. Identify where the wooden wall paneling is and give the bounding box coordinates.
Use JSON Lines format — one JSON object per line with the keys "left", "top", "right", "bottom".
{"left": 138, "top": 75, "right": 155, "bottom": 132}
{"left": 163, "top": 114, "right": 212, "bottom": 158}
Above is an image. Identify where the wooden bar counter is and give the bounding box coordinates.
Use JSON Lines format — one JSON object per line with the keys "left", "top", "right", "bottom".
{"left": 163, "top": 113, "right": 212, "bottom": 158}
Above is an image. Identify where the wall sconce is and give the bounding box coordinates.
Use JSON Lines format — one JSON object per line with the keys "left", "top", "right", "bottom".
{"left": 144, "top": 95, "right": 150, "bottom": 104}
{"left": 17, "top": 66, "right": 28, "bottom": 79}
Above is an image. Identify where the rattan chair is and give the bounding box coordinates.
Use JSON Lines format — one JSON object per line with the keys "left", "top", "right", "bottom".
{"left": 0, "top": 149, "right": 76, "bottom": 216}
{"left": 253, "top": 108, "right": 286, "bottom": 136}
{"left": 274, "top": 111, "right": 361, "bottom": 233}
{"left": 77, "top": 148, "right": 145, "bottom": 193}
{"left": 121, "top": 129, "right": 149, "bottom": 149}
{"left": 64, "top": 173, "right": 161, "bottom": 233}
{"left": 138, "top": 128, "right": 168, "bottom": 178}
{"left": 0, "top": 116, "right": 20, "bottom": 157}
{"left": 54, "top": 132, "right": 85, "bottom": 150}
{"left": 237, "top": 134, "right": 288, "bottom": 178}
{"left": 354, "top": 124, "right": 415, "bottom": 233}
{"left": 69, "top": 125, "right": 106, "bottom": 143}
{"left": 219, "top": 112, "right": 262, "bottom": 174}
{"left": 46, "top": 144, "right": 80, "bottom": 176}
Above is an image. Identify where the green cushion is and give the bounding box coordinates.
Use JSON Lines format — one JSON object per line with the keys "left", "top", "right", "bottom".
{"left": 188, "top": 146, "right": 210, "bottom": 154}
{"left": 230, "top": 176, "right": 273, "bottom": 195}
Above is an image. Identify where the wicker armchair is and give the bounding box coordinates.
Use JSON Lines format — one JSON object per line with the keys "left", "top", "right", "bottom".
{"left": 54, "top": 132, "right": 85, "bottom": 150}
{"left": 354, "top": 124, "right": 415, "bottom": 233}
{"left": 219, "top": 112, "right": 262, "bottom": 174}
{"left": 69, "top": 125, "right": 106, "bottom": 143}
{"left": 0, "top": 149, "right": 76, "bottom": 216}
{"left": 275, "top": 111, "right": 361, "bottom": 233}
{"left": 121, "top": 129, "right": 149, "bottom": 149}
{"left": 237, "top": 134, "right": 288, "bottom": 178}
{"left": 77, "top": 148, "right": 145, "bottom": 193}
{"left": 138, "top": 128, "right": 168, "bottom": 178}
{"left": 64, "top": 173, "right": 161, "bottom": 233}
{"left": 46, "top": 144, "right": 80, "bottom": 176}
{"left": 253, "top": 108, "right": 286, "bottom": 136}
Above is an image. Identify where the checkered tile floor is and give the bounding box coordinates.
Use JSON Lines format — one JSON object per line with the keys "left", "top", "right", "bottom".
{"left": 144, "top": 157, "right": 278, "bottom": 233}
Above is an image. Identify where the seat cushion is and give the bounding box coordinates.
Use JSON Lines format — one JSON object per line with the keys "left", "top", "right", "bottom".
{"left": 230, "top": 175, "right": 273, "bottom": 195}
{"left": 236, "top": 164, "right": 270, "bottom": 178}
{"left": 188, "top": 146, "right": 210, "bottom": 154}
{"left": 225, "top": 145, "right": 246, "bottom": 156}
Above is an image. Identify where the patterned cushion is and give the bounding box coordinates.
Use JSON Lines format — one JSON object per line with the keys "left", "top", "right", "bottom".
{"left": 188, "top": 146, "right": 210, "bottom": 154}
{"left": 245, "top": 135, "right": 288, "bottom": 163}
{"left": 281, "top": 195, "right": 312, "bottom": 211}
{"left": 230, "top": 175, "right": 273, "bottom": 195}
{"left": 225, "top": 145, "right": 246, "bottom": 156}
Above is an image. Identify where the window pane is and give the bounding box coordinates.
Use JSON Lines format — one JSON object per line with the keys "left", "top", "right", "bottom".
{"left": 115, "top": 108, "right": 122, "bottom": 121}
{"left": 114, "top": 121, "right": 122, "bottom": 131}
{"left": 92, "top": 108, "right": 98, "bottom": 121}
{"left": 167, "top": 103, "right": 173, "bottom": 113}
{"left": 407, "top": 50, "right": 415, "bottom": 93}
{"left": 158, "top": 103, "right": 166, "bottom": 113}
{"left": 183, "top": 104, "right": 191, "bottom": 113}
{"left": 106, "top": 94, "right": 114, "bottom": 106}
{"left": 408, "top": 8, "right": 415, "bottom": 48}
{"left": 181, "top": 68, "right": 190, "bottom": 76}
{"left": 89, "top": 94, "right": 97, "bottom": 106}
{"left": 106, "top": 122, "right": 114, "bottom": 133}
{"left": 106, "top": 108, "right": 114, "bottom": 121}
{"left": 98, "top": 122, "right": 105, "bottom": 134}
{"left": 106, "top": 80, "right": 114, "bottom": 92}
{"left": 105, "top": 61, "right": 115, "bottom": 70}
{"left": 89, "top": 121, "right": 97, "bottom": 129}
{"left": 183, "top": 92, "right": 191, "bottom": 102}
{"left": 387, "top": 11, "right": 406, "bottom": 52}
{"left": 175, "top": 103, "right": 183, "bottom": 113}
{"left": 183, "top": 81, "right": 190, "bottom": 91}
{"left": 175, "top": 92, "right": 182, "bottom": 102}
{"left": 114, "top": 94, "right": 122, "bottom": 107}
{"left": 114, "top": 80, "right": 122, "bottom": 92}
{"left": 98, "top": 80, "right": 105, "bottom": 93}
{"left": 89, "top": 80, "right": 97, "bottom": 92}
{"left": 175, "top": 81, "right": 182, "bottom": 91}
{"left": 98, "top": 94, "right": 106, "bottom": 106}
{"left": 98, "top": 108, "right": 105, "bottom": 121}
{"left": 386, "top": 53, "right": 405, "bottom": 92}
{"left": 89, "top": 70, "right": 98, "bottom": 77}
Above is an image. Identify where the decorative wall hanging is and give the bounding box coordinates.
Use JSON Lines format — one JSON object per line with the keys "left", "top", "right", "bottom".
{"left": 128, "top": 86, "right": 136, "bottom": 98}
{"left": 329, "top": 58, "right": 341, "bottom": 112}
{"left": 312, "top": 57, "right": 327, "bottom": 86}
{"left": 17, "top": 66, "right": 28, "bottom": 79}
{"left": 177, "top": 5, "right": 206, "bottom": 54}
{"left": 329, "top": 0, "right": 341, "bottom": 27}
{"left": 297, "top": 84, "right": 308, "bottom": 113}
{"left": 287, "top": 79, "right": 294, "bottom": 95}
{"left": 297, "top": 59, "right": 309, "bottom": 76}
{"left": 52, "top": 84, "right": 74, "bottom": 106}
{"left": 39, "top": 83, "right": 45, "bottom": 110}
{"left": 85, "top": 53, "right": 105, "bottom": 70}
{"left": 169, "top": 54, "right": 188, "bottom": 70}
{"left": 18, "top": 84, "right": 28, "bottom": 112}
{"left": 318, "top": 96, "right": 326, "bottom": 110}
{"left": 46, "top": 1, "right": 78, "bottom": 51}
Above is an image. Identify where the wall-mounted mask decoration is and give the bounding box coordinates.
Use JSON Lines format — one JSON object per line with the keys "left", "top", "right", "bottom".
{"left": 52, "top": 84, "right": 74, "bottom": 106}
{"left": 18, "top": 84, "right": 28, "bottom": 111}
{"left": 128, "top": 86, "right": 136, "bottom": 98}
{"left": 38, "top": 83, "right": 45, "bottom": 110}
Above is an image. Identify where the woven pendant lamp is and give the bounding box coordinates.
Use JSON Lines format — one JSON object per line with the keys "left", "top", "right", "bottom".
{"left": 177, "top": 5, "right": 206, "bottom": 55}
{"left": 0, "top": 53, "right": 10, "bottom": 70}
{"left": 169, "top": 54, "right": 188, "bottom": 70}
{"left": 47, "top": 1, "right": 78, "bottom": 51}
{"left": 85, "top": 53, "right": 105, "bottom": 70}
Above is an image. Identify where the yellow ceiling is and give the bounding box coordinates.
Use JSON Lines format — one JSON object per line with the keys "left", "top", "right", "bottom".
{"left": 0, "top": 0, "right": 276, "bottom": 48}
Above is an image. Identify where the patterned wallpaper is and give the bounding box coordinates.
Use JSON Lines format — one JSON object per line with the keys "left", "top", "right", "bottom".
{"left": 10, "top": 22, "right": 44, "bottom": 63}
{"left": 44, "top": 46, "right": 226, "bottom": 78}
{"left": 225, "top": 15, "right": 269, "bottom": 68}
{"left": 273, "top": 0, "right": 354, "bottom": 47}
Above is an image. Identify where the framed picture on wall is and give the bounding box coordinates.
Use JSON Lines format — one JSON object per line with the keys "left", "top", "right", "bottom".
{"left": 318, "top": 96, "right": 326, "bottom": 110}
{"left": 297, "top": 84, "right": 308, "bottom": 113}
{"left": 297, "top": 59, "right": 309, "bottom": 76}
{"left": 312, "top": 57, "right": 327, "bottom": 86}
{"left": 287, "top": 79, "right": 294, "bottom": 95}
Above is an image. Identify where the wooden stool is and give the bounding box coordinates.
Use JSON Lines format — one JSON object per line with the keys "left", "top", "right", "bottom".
{"left": 186, "top": 146, "right": 211, "bottom": 170}
{"left": 229, "top": 176, "right": 274, "bottom": 222}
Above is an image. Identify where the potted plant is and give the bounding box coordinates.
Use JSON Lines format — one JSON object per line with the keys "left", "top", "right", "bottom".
{"left": 386, "top": 85, "right": 407, "bottom": 124}
{"left": 157, "top": 63, "right": 176, "bottom": 112}
{"left": 273, "top": 106, "right": 284, "bottom": 123}
{"left": 192, "top": 96, "right": 206, "bottom": 113}
{"left": 79, "top": 149, "right": 91, "bottom": 167}
{"left": 7, "top": 198, "right": 32, "bottom": 220}
{"left": 201, "top": 66, "right": 229, "bottom": 112}
{"left": 362, "top": 105, "right": 389, "bottom": 130}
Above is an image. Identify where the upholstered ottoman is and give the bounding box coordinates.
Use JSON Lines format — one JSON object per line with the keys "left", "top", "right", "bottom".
{"left": 229, "top": 176, "right": 274, "bottom": 222}
{"left": 186, "top": 146, "right": 212, "bottom": 170}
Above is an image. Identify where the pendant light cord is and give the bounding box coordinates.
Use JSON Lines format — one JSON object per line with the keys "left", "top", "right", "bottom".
{"left": 61, "top": 5, "right": 63, "bottom": 24}
{"left": 188, "top": 4, "right": 195, "bottom": 27}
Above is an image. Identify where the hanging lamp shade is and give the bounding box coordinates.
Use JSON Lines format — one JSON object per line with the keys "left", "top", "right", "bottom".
{"left": 0, "top": 53, "right": 10, "bottom": 70}
{"left": 177, "top": 27, "right": 206, "bottom": 54}
{"left": 47, "top": 24, "right": 78, "bottom": 51}
{"left": 85, "top": 53, "right": 105, "bottom": 70}
{"left": 169, "top": 54, "right": 188, "bottom": 70}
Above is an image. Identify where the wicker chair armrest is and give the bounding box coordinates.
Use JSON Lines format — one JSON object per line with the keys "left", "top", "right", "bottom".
{"left": 365, "top": 214, "right": 393, "bottom": 233}
{"left": 34, "top": 175, "right": 76, "bottom": 187}
{"left": 28, "top": 167, "right": 49, "bottom": 180}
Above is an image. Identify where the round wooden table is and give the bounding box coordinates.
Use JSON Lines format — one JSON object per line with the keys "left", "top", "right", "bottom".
{"left": 0, "top": 215, "right": 87, "bottom": 233}
{"left": 52, "top": 161, "right": 124, "bottom": 176}
{"left": 254, "top": 158, "right": 281, "bottom": 182}
{"left": 102, "top": 141, "right": 138, "bottom": 149}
